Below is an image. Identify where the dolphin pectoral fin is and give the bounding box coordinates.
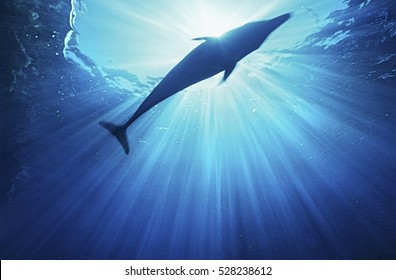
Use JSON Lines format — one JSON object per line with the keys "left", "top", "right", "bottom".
{"left": 99, "top": 121, "right": 130, "bottom": 154}
{"left": 222, "top": 63, "right": 237, "bottom": 82}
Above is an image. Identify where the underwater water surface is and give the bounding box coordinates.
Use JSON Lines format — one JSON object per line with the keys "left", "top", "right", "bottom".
{"left": 1, "top": 0, "right": 396, "bottom": 259}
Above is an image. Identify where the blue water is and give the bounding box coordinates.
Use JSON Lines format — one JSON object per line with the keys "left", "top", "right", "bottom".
{"left": 1, "top": 0, "right": 395, "bottom": 259}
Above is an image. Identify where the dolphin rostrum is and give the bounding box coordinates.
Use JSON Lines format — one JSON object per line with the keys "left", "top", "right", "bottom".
{"left": 100, "top": 13, "right": 291, "bottom": 154}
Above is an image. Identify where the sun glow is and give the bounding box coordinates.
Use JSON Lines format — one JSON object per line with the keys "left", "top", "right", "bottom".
{"left": 194, "top": 3, "right": 246, "bottom": 37}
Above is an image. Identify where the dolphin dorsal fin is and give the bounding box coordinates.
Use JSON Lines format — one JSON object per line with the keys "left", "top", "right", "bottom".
{"left": 222, "top": 63, "right": 237, "bottom": 83}
{"left": 192, "top": 36, "right": 215, "bottom": 41}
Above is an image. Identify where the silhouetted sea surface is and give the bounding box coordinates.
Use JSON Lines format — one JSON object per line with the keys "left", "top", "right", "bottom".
{"left": 0, "top": 0, "right": 395, "bottom": 259}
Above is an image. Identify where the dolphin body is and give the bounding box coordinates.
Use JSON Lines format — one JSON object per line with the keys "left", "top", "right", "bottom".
{"left": 100, "top": 13, "right": 291, "bottom": 154}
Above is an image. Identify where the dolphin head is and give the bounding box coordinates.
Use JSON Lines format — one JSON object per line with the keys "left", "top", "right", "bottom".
{"left": 265, "top": 13, "right": 291, "bottom": 31}
{"left": 253, "top": 12, "right": 291, "bottom": 41}
{"left": 221, "top": 13, "right": 291, "bottom": 48}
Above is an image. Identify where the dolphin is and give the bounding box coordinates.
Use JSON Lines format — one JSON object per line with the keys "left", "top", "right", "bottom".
{"left": 100, "top": 13, "right": 291, "bottom": 154}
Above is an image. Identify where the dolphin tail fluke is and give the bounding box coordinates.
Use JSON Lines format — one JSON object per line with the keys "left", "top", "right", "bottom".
{"left": 99, "top": 121, "right": 130, "bottom": 154}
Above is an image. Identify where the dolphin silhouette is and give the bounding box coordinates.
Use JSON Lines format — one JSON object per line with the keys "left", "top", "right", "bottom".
{"left": 100, "top": 13, "right": 291, "bottom": 154}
